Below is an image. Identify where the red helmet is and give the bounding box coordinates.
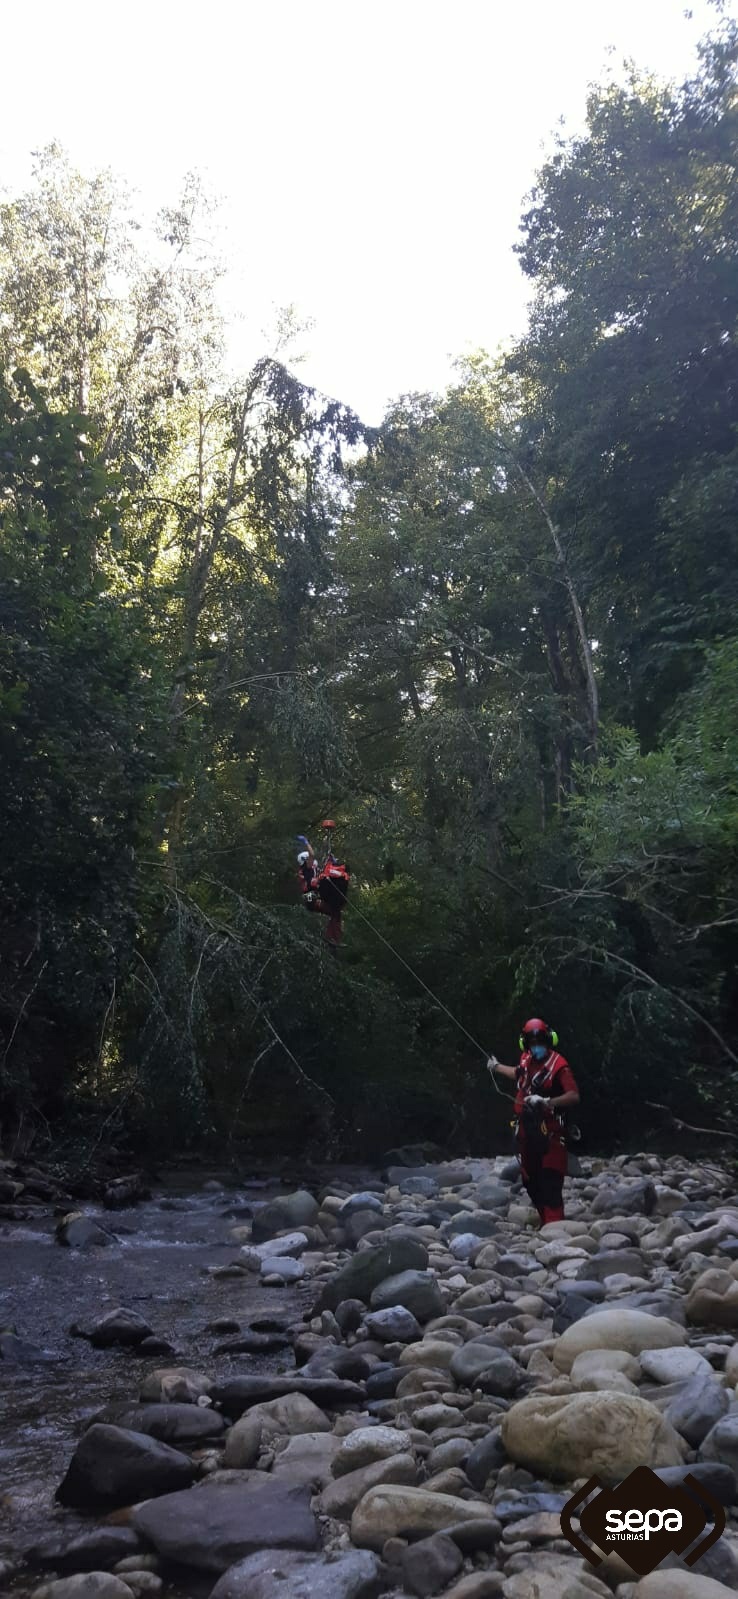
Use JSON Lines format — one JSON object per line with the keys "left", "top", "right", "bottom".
{"left": 321, "top": 818, "right": 336, "bottom": 830}
{"left": 522, "top": 1017, "right": 549, "bottom": 1037}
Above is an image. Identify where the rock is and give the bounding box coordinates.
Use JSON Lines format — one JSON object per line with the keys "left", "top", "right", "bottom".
{"left": 344, "top": 1211, "right": 385, "bottom": 1247}
{"left": 579, "top": 1249, "right": 647, "bottom": 1281}
{"left": 89, "top": 1402, "right": 225, "bottom": 1445}
{"left": 259, "top": 1256, "right": 306, "bottom": 1284}
{"left": 103, "top": 1174, "right": 150, "bottom": 1209}
{"left": 552, "top": 1311, "right": 686, "bottom": 1372}
{"left": 132, "top": 1481, "right": 318, "bottom": 1572}
{"left": 401, "top": 1533, "right": 463, "bottom": 1596}
{"left": 320, "top": 1453, "right": 418, "bottom": 1518}
{"left": 592, "top": 1180, "right": 657, "bottom": 1217}
{"left": 653, "top": 1462, "right": 736, "bottom": 1506}
{"left": 500, "top": 1392, "right": 684, "bottom": 1484}
{"left": 664, "top": 1373, "right": 730, "bottom": 1446}
{"left": 444, "top": 1578, "right": 504, "bottom": 1599}
{"left": 350, "top": 1485, "right": 493, "bottom": 1550}
{"left": 364, "top": 1306, "right": 422, "bottom": 1343}
{"left": 332, "top": 1425, "right": 413, "bottom": 1477}
{"left": 369, "top": 1269, "right": 444, "bottom": 1322}
{"left": 399, "top": 1176, "right": 440, "bottom": 1197}
{"left": 0, "top": 1330, "right": 55, "bottom": 1363}
{"left": 465, "top": 1431, "right": 508, "bottom": 1489}
{"left": 25, "top": 1529, "right": 143, "bottom": 1574}
{"left": 700, "top": 1414, "right": 738, "bottom": 1475}
{"left": 501, "top": 1561, "right": 611, "bottom": 1598}
{"left": 31, "top": 1578, "right": 136, "bottom": 1599}
{"left": 639, "top": 1347, "right": 713, "bottom": 1384}
{"left": 494, "top": 1493, "right": 569, "bottom": 1524}
{"left": 631, "top": 1575, "right": 738, "bottom": 1597}
{"left": 240, "top": 1233, "right": 309, "bottom": 1266}
{"left": 316, "top": 1239, "right": 430, "bottom": 1312}
{"left": 212, "top": 1376, "right": 365, "bottom": 1417}
{"left": 56, "top": 1424, "right": 196, "bottom": 1509}
{"left": 251, "top": 1190, "right": 319, "bottom": 1242}
{"left": 209, "top": 1548, "right": 386, "bottom": 1599}
{"left": 450, "top": 1345, "right": 522, "bottom": 1395}
{"left": 139, "top": 1367, "right": 213, "bottom": 1403}
{"left": 569, "top": 1350, "right": 641, "bottom": 1388}
{"left": 340, "top": 1192, "right": 385, "bottom": 1217}
{"left": 447, "top": 1211, "right": 501, "bottom": 1238}
{"left": 687, "top": 1269, "right": 738, "bottom": 1327}
{"left": 56, "top": 1213, "right": 117, "bottom": 1249}
{"left": 270, "top": 1432, "right": 342, "bottom": 1486}
{"left": 223, "top": 1414, "right": 263, "bottom": 1468}
{"left": 335, "top": 1300, "right": 366, "bottom": 1335}
{"left": 241, "top": 1393, "right": 330, "bottom": 1441}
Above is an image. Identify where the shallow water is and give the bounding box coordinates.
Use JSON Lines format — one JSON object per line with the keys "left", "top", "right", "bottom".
{"left": 0, "top": 1175, "right": 327, "bottom": 1591}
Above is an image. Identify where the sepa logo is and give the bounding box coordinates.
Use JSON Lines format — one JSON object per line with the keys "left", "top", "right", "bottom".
{"left": 561, "top": 1465, "right": 726, "bottom": 1578}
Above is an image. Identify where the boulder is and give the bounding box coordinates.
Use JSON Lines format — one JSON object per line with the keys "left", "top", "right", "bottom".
{"left": 315, "top": 1239, "right": 429, "bottom": 1312}
{"left": 71, "top": 1309, "right": 154, "bottom": 1348}
{"left": 133, "top": 1481, "right": 318, "bottom": 1572}
{"left": 401, "top": 1533, "right": 463, "bottom": 1596}
{"left": 55, "top": 1213, "right": 116, "bottom": 1249}
{"left": 239, "top": 1393, "right": 330, "bottom": 1442}
{"left": 139, "top": 1367, "right": 213, "bottom": 1404}
{"left": 209, "top": 1549, "right": 387, "bottom": 1599}
{"left": 251, "top": 1190, "right": 319, "bottom": 1242}
{"left": 270, "top": 1432, "right": 342, "bottom": 1487}
{"left": 639, "top": 1347, "right": 713, "bottom": 1384}
{"left": 369, "top": 1269, "right": 443, "bottom": 1322}
{"left": 700, "top": 1414, "right": 738, "bottom": 1475}
{"left": 552, "top": 1311, "right": 686, "bottom": 1372}
{"left": 222, "top": 1414, "right": 263, "bottom": 1469}
{"left": 24, "top": 1529, "right": 143, "bottom": 1574}
{"left": 591, "top": 1180, "right": 657, "bottom": 1217}
{"left": 212, "top": 1376, "right": 365, "bottom": 1417}
{"left": 350, "top": 1485, "right": 493, "bottom": 1550}
{"left": 500, "top": 1391, "right": 684, "bottom": 1484}
{"left": 30, "top": 1578, "right": 136, "bottom": 1599}
{"left": 56, "top": 1424, "right": 195, "bottom": 1510}
{"left": 449, "top": 1344, "right": 522, "bottom": 1395}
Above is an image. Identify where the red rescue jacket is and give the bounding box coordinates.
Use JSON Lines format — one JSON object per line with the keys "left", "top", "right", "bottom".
{"left": 514, "top": 1049, "right": 578, "bottom": 1173}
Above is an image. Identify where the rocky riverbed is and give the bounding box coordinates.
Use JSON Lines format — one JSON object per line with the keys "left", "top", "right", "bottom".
{"left": 5, "top": 1150, "right": 738, "bottom": 1598}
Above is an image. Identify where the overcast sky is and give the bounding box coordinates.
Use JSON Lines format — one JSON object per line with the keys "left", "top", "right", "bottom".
{"left": 0, "top": 0, "right": 727, "bottom": 421}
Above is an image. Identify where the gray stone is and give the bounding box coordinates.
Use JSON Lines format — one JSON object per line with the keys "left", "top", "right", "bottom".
{"left": 209, "top": 1548, "right": 386, "bottom": 1599}
{"left": 446, "top": 1212, "right": 501, "bottom": 1239}
{"left": 343, "top": 1211, "right": 384, "bottom": 1248}
{"left": 30, "top": 1578, "right": 136, "bottom": 1599}
{"left": 363, "top": 1306, "right": 422, "bottom": 1344}
{"left": 450, "top": 1344, "right": 522, "bottom": 1396}
{"left": 56, "top": 1212, "right": 117, "bottom": 1249}
{"left": 56, "top": 1425, "right": 195, "bottom": 1510}
{"left": 24, "top": 1529, "right": 143, "bottom": 1574}
{"left": 133, "top": 1481, "right": 318, "bottom": 1572}
{"left": 401, "top": 1533, "right": 463, "bottom": 1596}
{"left": 251, "top": 1190, "right": 319, "bottom": 1243}
{"left": 340, "top": 1192, "right": 385, "bottom": 1218}
{"left": 465, "top": 1431, "right": 508, "bottom": 1490}
{"left": 399, "top": 1176, "right": 439, "bottom": 1197}
{"left": 89, "top": 1403, "right": 225, "bottom": 1446}
{"left": 316, "top": 1238, "right": 429, "bottom": 1312}
{"left": 73, "top": 1309, "right": 153, "bottom": 1347}
{"left": 212, "top": 1376, "right": 365, "bottom": 1417}
{"left": 369, "top": 1269, "right": 443, "bottom": 1322}
{"left": 578, "top": 1249, "right": 646, "bottom": 1282}
{"left": 665, "top": 1374, "right": 730, "bottom": 1446}
{"left": 701, "top": 1415, "right": 738, "bottom": 1475}
{"left": 592, "top": 1180, "right": 657, "bottom": 1217}
{"left": 640, "top": 1348, "right": 714, "bottom": 1384}
{"left": 319, "top": 1454, "right": 418, "bottom": 1519}
{"left": 475, "top": 1184, "right": 512, "bottom": 1210}
{"left": 332, "top": 1425, "right": 413, "bottom": 1477}
{"left": 654, "top": 1462, "right": 737, "bottom": 1507}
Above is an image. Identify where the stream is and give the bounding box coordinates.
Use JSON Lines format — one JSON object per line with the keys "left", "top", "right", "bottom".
{"left": 0, "top": 1167, "right": 374, "bottom": 1593}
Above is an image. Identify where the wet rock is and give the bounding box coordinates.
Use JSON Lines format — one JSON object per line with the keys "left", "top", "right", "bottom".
{"left": 552, "top": 1310, "right": 686, "bottom": 1372}
{"left": 90, "top": 1402, "right": 225, "bottom": 1445}
{"left": 240, "top": 1232, "right": 309, "bottom": 1267}
{"left": 25, "top": 1528, "right": 144, "bottom": 1574}
{"left": 238, "top": 1392, "right": 330, "bottom": 1442}
{"left": 260, "top": 1256, "right": 307, "bottom": 1284}
{"left": 0, "top": 1330, "right": 56, "bottom": 1363}
{"left": 320, "top": 1453, "right": 418, "bottom": 1518}
{"left": 103, "top": 1174, "right": 150, "bottom": 1209}
{"left": 139, "top": 1367, "right": 213, "bottom": 1403}
{"left": 212, "top": 1375, "right": 365, "bottom": 1416}
{"left": 500, "top": 1391, "right": 684, "bottom": 1483}
{"left": 132, "top": 1481, "right": 319, "bottom": 1571}
{"left": 56, "top": 1213, "right": 117, "bottom": 1249}
{"left": 369, "top": 1269, "right": 444, "bottom": 1322}
{"left": 56, "top": 1424, "right": 196, "bottom": 1510}
{"left": 251, "top": 1190, "right": 319, "bottom": 1242}
{"left": 209, "top": 1548, "right": 386, "bottom": 1599}
{"left": 72, "top": 1309, "right": 154, "bottom": 1348}
{"left": 316, "top": 1238, "right": 429, "bottom": 1312}
{"left": 401, "top": 1533, "right": 463, "bottom": 1596}
{"left": 332, "top": 1425, "right": 414, "bottom": 1476}
{"left": 350, "top": 1485, "right": 493, "bottom": 1550}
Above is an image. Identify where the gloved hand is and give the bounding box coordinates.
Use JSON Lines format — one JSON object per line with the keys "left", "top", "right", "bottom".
{"left": 486, "top": 1055, "right": 499, "bottom": 1074}
{"left": 304, "top": 891, "right": 315, "bottom": 905}
{"left": 296, "top": 834, "right": 310, "bottom": 847}
{"left": 526, "top": 1093, "right": 546, "bottom": 1106}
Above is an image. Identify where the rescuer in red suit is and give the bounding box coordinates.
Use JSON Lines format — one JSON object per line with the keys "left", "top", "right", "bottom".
{"left": 487, "top": 1018, "right": 580, "bottom": 1224}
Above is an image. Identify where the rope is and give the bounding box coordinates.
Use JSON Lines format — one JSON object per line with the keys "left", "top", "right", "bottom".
{"left": 344, "top": 894, "right": 514, "bottom": 1101}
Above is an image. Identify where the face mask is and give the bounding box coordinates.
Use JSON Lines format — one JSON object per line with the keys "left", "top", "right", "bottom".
{"left": 530, "top": 1043, "right": 548, "bottom": 1061}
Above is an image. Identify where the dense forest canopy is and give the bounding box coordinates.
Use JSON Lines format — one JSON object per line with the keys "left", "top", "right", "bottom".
{"left": 1, "top": 17, "right": 737, "bottom": 1162}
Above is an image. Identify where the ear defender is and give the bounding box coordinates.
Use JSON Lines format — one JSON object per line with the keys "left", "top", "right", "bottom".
{"left": 519, "top": 1035, "right": 524, "bottom": 1051}
{"left": 551, "top": 1030, "right": 559, "bottom": 1047}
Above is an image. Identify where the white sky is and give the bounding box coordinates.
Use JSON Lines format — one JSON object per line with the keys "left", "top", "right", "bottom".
{"left": 0, "top": 0, "right": 728, "bottom": 421}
